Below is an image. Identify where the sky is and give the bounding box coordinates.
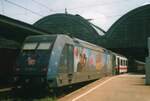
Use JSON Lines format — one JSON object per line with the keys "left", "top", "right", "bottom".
{"left": 0, "top": 0, "right": 150, "bottom": 31}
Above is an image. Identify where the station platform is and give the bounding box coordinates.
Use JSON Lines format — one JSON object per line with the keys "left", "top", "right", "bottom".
{"left": 59, "top": 74, "right": 150, "bottom": 101}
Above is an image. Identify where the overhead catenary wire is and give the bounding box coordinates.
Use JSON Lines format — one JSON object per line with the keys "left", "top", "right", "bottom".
{"left": 1, "top": 0, "right": 136, "bottom": 20}
{"left": 0, "top": 0, "right": 5, "bottom": 15}
{"left": 55, "top": 0, "right": 131, "bottom": 11}
{"left": 45, "top": 0, "right": 133, "bottom": 19}
{"left": 4, "top": 0, "right": 43, "bottom": 17}
{"left": 24, "top": 0, "right": 132, "bottom": 13}
{"left": 31, "top": 0, "right": 57, "bottom": 12}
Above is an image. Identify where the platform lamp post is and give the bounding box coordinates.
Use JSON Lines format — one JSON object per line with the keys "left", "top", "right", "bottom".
{"left": 145, "top": 37, "right": 150, "bottom": 84}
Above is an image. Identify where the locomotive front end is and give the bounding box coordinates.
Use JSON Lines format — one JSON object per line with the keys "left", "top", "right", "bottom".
{"left": 14, "top": 35, "right": 57, "bottom": 88}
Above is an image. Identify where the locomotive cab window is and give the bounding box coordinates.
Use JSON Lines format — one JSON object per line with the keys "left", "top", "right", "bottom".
{"left": 23, "top": 43, "right": 38, "bottom": 50}
{"left": 37, "top": 42, "right": 51, "bottom": 50}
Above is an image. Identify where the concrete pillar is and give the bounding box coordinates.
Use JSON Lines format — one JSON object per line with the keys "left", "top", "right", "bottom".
{"left": 146, "top": 37, "right": 150, "bottom": 84}
{"left": 146, "top": 57, "right": 150, "bottom": 84}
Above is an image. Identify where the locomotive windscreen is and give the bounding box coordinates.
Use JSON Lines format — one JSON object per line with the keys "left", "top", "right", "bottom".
{"left": 15, "top": 35, "right": 57, "bottom": 75}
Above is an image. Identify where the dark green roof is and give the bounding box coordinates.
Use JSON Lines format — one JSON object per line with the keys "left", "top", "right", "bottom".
{"left": 0, "top": 15, "right": 47, "bottom": 43}
{"left": 0, "top": 37, "right": 20, "bottom": 49}
{"left": 0, "top": 14, "right": 48, "bottom": 48}
{"left": 105, "top": 4, "right": 150, "bottom": 48}
{"left": 103, "top": 4, "right": 150, "bottom": 61}
{"left": 34, "top": 13, "right": 105, "bottom": 44}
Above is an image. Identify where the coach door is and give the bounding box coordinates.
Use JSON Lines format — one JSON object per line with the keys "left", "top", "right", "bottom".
{"left": 117, "top": 58, "right": 120, "bottom": 75}
{"left": 67, "top": 44, "right": 74, "bottom": 83}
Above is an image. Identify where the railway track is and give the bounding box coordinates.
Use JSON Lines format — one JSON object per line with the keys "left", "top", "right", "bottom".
{"left": 0, "top": 80, "right": 95, "bottom": 101}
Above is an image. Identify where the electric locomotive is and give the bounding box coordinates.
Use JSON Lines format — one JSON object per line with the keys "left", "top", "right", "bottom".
{"left": 14, "top": 34, "right": 128, "bottom": 88}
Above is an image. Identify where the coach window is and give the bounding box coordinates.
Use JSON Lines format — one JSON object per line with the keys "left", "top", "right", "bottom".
{"left": 117, "top": 58, "right": 120, "bottom": 66}
{"left": 120, "top": 60, "right": 122, "bottom": 66}
{"left": 124, "top": 61, "right": 125, "bottom": 66}
{"left": 124, "top": 60, "right": 125, "bottom": 66}
{"left": 126, "top": 60, "right": 127, "bottom": 66}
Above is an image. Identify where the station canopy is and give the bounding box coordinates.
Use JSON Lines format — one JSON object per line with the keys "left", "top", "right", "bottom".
{"left": 33, "top": 13, "right": 105, "bottom": 45}
{"left": 0, "top": 14, "right": 48, "bottom": 49}
{"left": 103, "top": 4, "right": 150, "bottom": 61}
{"left": 0, "top": 36, "right": 20, "bottom": 49}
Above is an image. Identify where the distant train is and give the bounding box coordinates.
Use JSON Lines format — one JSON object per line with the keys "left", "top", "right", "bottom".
{"left": 134, "top": 60, "right": 145, "bottom": 73}
{"left": 128, "top": 59, "right": 145, "bottom": 73}
{"left": 14, "top": 35, "right": 128, "bottom": 88}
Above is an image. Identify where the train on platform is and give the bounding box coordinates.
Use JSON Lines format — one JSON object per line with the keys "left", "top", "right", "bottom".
{"left": 14, "top": 34, "right": 128, "bottom": 88}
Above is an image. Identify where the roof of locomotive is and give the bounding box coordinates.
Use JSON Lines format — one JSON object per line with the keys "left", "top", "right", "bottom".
{"left": 25, "top": 34, "right": 107, "bottom": 52}
{"left": 24, "top": 34, "right": 71, "bottom": 42}
{"left": 73, "top": 37, "right": 106, "bottom": 52}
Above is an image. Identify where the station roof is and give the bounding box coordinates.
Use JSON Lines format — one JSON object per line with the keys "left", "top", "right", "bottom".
{"left": 103, "top": 4, "right": 150, "bottom": 61}
{"left": 33, "top": 13, "right": 105, "bottom": 44}
{"left": 105, "top": 4, "right": 150, "bottom": 48}
{"left": 0, "top": 37, "right": 20, "bottom": 49}
{"left": 0, "top": 14, "right": 48, "bottom": 48}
